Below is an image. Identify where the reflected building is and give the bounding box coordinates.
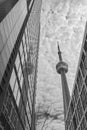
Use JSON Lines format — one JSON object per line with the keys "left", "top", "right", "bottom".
{"left": 65, "top": 22, "right": 87, "bottom": 130}
{"left": 0, "top": 0, "right": 42, "bottom": 130}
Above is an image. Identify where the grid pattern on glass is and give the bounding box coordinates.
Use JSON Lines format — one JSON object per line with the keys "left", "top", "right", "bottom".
{"left": 69, "top": 120, "right": 75, "bottom": 130}
{"left": 74, "top": 109, "right": 79, "bottom": 127}
{"left": 73, "top": 115, "right": 77, "bottom": 129}
{"left": 72, "top": 94, "right": 75, "bottom": 110}
{"left": 80, "top": 85, "right": 87, "bottom": 111}
{"left": 77, "top": 98, "right": 83, "bottom": 121}
{"left": 80, "top": 117, "right": 87, "bottom": 130}
{"left": 15, "top": 65, "right": 32, "bottom": 124}
{"left": 80, "top": 60, "right": 86, "bottom": 78}
{"left": 0, "top": 0, "right": 41, "bottom": 130}
{"left": 85, "top": 110, "right": 87, "bottom": 122}
{"left": 3, "top": 88, "right": 23, "bottom": 130}
{"left": 18, "top": 36, "right": 33, "bottom": 113}
{"left": 65, "top": 25, "right": 87, "bottom": 130}
{"left": 74, "top": 83, "right": 79, "bottom": 103}
{"left": 77, "top": 69, "right": 83, "bottom": 92}
{"left": 9, "top": 12, "right": 39, "bottom": 129}
{"left": 15, "top": 35, "right": 33, "bottom": 129}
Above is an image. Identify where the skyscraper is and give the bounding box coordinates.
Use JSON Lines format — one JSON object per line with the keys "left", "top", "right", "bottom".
{"left": 56, "top": 43, "right": 70, "bottom": 128}
{"left": 0, "top": 0, "right": 42, "bottom": 130}
{"left": 65, "top": 22, "right": 87, "bottom": 130}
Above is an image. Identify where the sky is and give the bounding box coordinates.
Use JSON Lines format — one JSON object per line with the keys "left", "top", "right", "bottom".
{"left": 36, "top": 0, "right": 87, "bottom": 130}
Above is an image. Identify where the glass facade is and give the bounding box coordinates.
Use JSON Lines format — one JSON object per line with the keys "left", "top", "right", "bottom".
{"left": 65, "top": 23, "right": 87, "bottom": 130}
{"left": 0, "top": 0, "right": 42, "bottom": 130}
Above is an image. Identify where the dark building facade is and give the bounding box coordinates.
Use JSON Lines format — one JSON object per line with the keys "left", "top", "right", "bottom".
{"left": 65, "top": 22, "right": 87, "bottom": 130}
{"left": 0, "top": 0, "right": 42, "bottom": 130}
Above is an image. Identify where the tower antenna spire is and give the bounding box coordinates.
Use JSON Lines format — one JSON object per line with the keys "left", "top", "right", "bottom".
{"left": 57, "top": 42, "right": 62, "bottom": 61}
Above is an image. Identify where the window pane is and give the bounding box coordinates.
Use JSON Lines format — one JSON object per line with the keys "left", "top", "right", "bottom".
{"left": 16, "top": 90, "right": 21, "bottom": 106}
{"left": 13, "top": 81, "right": 19, "bottom": 100}
{"left": 25, "top": 28, "right": 27, "bottom": 36}
{"left": 18, "top": 65, "right": 22, "bottom": 80}
{"left": 15, "top": 54, "right": 20, "bottom": 71}
{"left": 19, "top": 43, "right": 23, "bottom": 56}
{"left": 20, "top": 74, "right": 23, "bottom": 89}
{"left": 21, "top": 53, "right": 24, "bottom": 65}
{"left": 23, "top": 35, "right": 25, "bottom": 44}
{"left": 10, "top": 68, "right": 16, "bottom": 91}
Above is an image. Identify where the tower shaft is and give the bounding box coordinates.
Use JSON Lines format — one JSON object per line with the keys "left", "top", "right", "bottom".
{"left": 56, "top": 44, "right": 70, "bottom": 121}
{"left": 61, "top": 70, "right": 70, "bottom": 118}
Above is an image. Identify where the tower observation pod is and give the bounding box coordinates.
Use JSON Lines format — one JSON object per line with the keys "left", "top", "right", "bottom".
{"left": 56, "top": 43, "right": 70, "bottom": 121}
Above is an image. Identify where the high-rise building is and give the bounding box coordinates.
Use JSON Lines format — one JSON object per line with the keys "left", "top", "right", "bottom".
{"left": 56, "top": 43, "right": 70, "bottom": 129}
{"left": 0, "top": 0, "right": 42, "bottom": 130}
{"left": 65, "top": 23, "right": 87, "bottom": 130}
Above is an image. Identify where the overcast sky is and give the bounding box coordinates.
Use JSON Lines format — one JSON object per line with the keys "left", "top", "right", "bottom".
{"left": 36, "top": 0, "right": 87, "bottom": 129}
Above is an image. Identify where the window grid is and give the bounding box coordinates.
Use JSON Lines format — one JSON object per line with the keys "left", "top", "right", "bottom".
{"left": 18, "top": 49, "right": 32, "bottom": 115}
{"left": 3, "top": 88, "right": 24, "bottom": 130}
{"left": 80, "top": 85, "right": 87, "bottom": 111}
{"left": 66, "top": 33, "right": 87, "bottom": 130}
{"left": 14, "top": 65, "right": 31, "bottom": 129}
{"left": 21, "top": 38, "right": 32, "bottom": 103}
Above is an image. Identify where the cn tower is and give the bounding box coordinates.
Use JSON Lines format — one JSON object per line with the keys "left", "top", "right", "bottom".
{"left": 56, "top": 43, "right": 70, "bottom": 120}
